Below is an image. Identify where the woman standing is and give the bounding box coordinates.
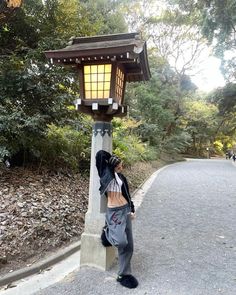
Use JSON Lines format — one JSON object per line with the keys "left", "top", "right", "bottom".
{"left": 95, "top": 150, "right": 138, "bottom": 289}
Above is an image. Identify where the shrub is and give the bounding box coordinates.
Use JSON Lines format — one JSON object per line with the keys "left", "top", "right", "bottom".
{"left": 38, "top": 124, "right": 91, "bottom": 172}
{"left": 112, "top": 118, "right": 158, "bottom": 166}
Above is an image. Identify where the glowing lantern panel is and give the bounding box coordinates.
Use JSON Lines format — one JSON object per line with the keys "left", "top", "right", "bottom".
{"left": 84, "top": 64, "right": 112, "bottom": 99}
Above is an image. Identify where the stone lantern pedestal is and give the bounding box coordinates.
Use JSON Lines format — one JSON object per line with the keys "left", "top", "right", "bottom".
{"left": 80, "top": 121, "right": 116, "bottom": 270}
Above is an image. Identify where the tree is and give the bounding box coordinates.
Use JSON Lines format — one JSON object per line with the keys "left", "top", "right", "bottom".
{"left": 206, "top": 84, "right": 236, "bottom": 152}
{"left": 0, "top": 0, "right": 127, "bottom": 164}
{"left": 167, "top": 0, "right": 236, "bottom": 82}
{"left": 181, "top": 98, "right": 218, "bottom": 155}
{"left": 125, "top": 54, "right": 193, "bottom": 154}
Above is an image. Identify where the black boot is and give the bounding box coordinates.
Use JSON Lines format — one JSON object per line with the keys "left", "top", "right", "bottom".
{"left": 117, "top": 274, "right": 139, "bottom": 288}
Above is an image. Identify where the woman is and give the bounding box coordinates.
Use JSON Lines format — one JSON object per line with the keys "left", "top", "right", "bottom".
{"left": 96, "top": 150, "right": 138, "bottom": 289}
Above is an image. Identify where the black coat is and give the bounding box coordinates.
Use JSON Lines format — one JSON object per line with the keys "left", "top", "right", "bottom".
{"left": 95, "top": 150, "right": 135, "bottom": 213}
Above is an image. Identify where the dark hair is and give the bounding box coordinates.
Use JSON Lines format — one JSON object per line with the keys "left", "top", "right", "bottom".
{"left": 108, "top": 155, "right": 121, "bottom": 168}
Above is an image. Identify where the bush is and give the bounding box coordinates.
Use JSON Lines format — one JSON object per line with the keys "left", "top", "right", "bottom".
{"left": 162, "top": 131, "right": 192, "bottom": 154}
{"left": 112, "top": 118, "right": 159, "bottom": 166}
{"left": 38, "top": 124, "right": 91, "bottom": 172}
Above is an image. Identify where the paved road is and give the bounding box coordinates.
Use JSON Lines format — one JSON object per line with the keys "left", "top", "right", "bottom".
{"left": 35, "top": 159, "right": 236, "bottom": 295}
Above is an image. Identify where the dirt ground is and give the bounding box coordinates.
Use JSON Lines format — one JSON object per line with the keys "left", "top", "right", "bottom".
{"left": 0, "top": 159, "right": 173, "bottom": 276}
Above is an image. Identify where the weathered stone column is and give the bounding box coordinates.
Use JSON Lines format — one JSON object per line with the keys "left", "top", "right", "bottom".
{"left": 80, "top": 121, "right": 116, "bottom": 270}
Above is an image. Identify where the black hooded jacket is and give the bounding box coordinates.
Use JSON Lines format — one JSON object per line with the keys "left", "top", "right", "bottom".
{"left": 95, "top": 150, "right": 135, "bottom": 213}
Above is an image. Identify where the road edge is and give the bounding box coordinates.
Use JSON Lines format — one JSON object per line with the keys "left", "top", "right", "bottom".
{"left": 0, "top": 241, "right": 81, "bottom": 287}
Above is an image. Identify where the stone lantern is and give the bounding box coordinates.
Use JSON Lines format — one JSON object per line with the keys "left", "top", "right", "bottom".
{"left": 45, "top": 32, "right": 150, "bottom": 270}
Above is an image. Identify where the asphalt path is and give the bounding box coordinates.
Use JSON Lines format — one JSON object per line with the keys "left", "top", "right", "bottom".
{"left": 33, "top": 159, "right": 236, "bottom": 294}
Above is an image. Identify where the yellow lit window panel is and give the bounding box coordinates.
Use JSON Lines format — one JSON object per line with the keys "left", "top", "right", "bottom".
{"left": 92, "top": 83, "right": 97, "bottom": 91}
{"left": 91, "top": 65, "right": 97, "bottom": 73}
{"left": 85, "top": 83, "right": 91, "bottom": 91}
{"left": 83, "top": 64, "right": 113, "bottom": 100}
{"left": 91, "top": 73, "right": 97, "bottom": 82}
{"left": 97, "top": 73, "right": 104, "bottom": 82}
{"left": 104, "top": 82, "right": 110, "bottom": 90}
{"left": 98, "top": 65, "right": 104, "bottom": 72}
{"left": 115, "top": 67, "right": 124, "bottom": 102}
{"left": 104, "top": 90, "right": 110, "bottom": 98}
{"left": 85, "top": 91, "right": 91, "bottom": 98}
{"left": 84, "top": 75, "right": 91, "bottom": 82}
{"left": 104, "top": 73, "right": 111, "bottom": 81}
{"left": 91, "top": 91, "right": 97, "bottom": 99}
{"left": 105, "top": 64, "right": 112, "bottom": 73}
{"left": 97, "top": 91, "right": 104, "bottom": 98}
{"left": 84, "top": 66, "right": 91, "bottom": 74}
{"left": 97, "top": 82, "right": 104, "bottom": 91}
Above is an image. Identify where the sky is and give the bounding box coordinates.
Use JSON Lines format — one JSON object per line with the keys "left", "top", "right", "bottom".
{"left": 191, "top": 56, "right": 225, "bottom": 92}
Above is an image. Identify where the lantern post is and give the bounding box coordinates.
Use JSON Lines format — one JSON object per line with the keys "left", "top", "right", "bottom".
{"left": 45, "top": 33, "right": 150, "bottom": 270}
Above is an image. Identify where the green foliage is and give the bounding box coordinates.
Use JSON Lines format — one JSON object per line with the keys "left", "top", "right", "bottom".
{"left": 181, "top": 98, "right": 219, "bottom": 155}
{"left": 74, "top": 0, "right": 127, "bottom": 36}
{"left": 0, "top": 145, "right": 10, "bottom": 161}
{"left": 38, "top": 124, "right": 91, "bottom": 171}
{"left": 112, "top": 118, "right": 158, "bottom": 165}
{"left": 126, "top": 55, "right": 188, "bottom": 152}
{"left": 168, "top": 0, "right": 236, "bottom": 48}
{"left": 0, "top": 54, "right": 80, "bottom": 160}
{"left": 213, "top": 140, "right": 224, "bottom": 155}
{"left": 2, "top": 0, "right": 236, "bottom": 171}
{"left": 162, "top": 132, "right": 192, "bottom": 153}
{"left": 0, "top": 103, "right": 45, "bottom": 156}
{"left": 167, "top": 0, "right": 236, "bottom": 82}
{"left": 205, "top": 83, "right": 236, "bottom": 153}
{"left": 208, "top": 83, "right": 236, "bottom": 115}
{"left": 161, "top": 0, "right": 236, "bottom": 155}
{"left": 0, "top": 0, "right": 127, "bottom": 167}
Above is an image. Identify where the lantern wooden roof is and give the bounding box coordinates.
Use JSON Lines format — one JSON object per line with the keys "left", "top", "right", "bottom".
{"left": 45, "top": 32, "right": 151, "bottom": 82}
